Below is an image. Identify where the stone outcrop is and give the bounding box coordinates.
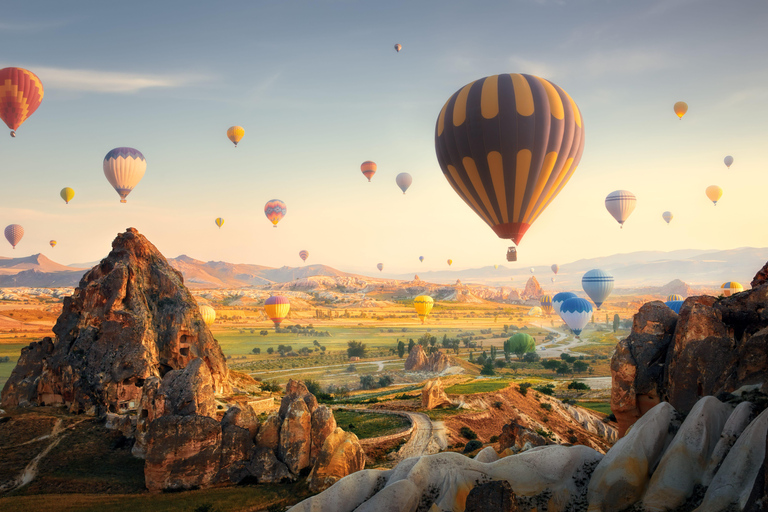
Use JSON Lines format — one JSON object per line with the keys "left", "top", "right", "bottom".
{"left": 291, "top": 397, "right": 768, "bottom": 512}
{"left": 611, "top": 271, "right": 768, "bottom": 435}
{"left": 308, "top": 428, "right": 366, "bottom": 492}
{"left": 498, "top": 419, "right": 550, "bottom": 452}
{"left": 404, "top": 345, "right": 453, "bottom": 372}
{"left": 521, "top": 276, "right": 542, "bottom": 301}
{"left": 421, "top": 378, "right": 453, "bottom": 410}
{"left": 1, "top": 227, "right": 230, "bottom": 413}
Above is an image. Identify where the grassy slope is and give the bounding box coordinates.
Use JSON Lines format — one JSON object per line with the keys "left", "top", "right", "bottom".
{"left": 333, "top": 410, "right": 410, "bottom": 439}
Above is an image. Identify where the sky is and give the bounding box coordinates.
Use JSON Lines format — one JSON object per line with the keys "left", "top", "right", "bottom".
{"left": 1, "top": 0, "right": 767, "bottom": 277}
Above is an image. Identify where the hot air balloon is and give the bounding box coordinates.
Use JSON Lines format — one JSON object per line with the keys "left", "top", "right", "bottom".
{"left": 706, "top": 186, "right": 723, "bottom": 205}
{"left": 506, "top": 333, "right": 536, "bottom": 357}
{"left": 394, "top": 44, "right": 402, "bottom": 52}
{"left": 582, "top": 269, "right": 614, "bottom": 309}
{"left": 264, "top": 200, "right": 287, "bottom": 227}
{"left": 264, "top": 296, "right": 290, "bottom": 328}
{"left": 551, "top": 277, "right": 556, "bottom": 283}
{"left": 605, "top": 190, "right": 636, "bottom": 228}
{"left": 0, "top": 67, "right": 44, "bottom": 137}
{"left": 299, "top": 250, "right": 309, "bottom": 262}
{"left": 552, "top": 292, "right": 577, "bottom": 315}
{"left": 396, "top": 173, "right": 412, "bottom": 194}
{"left": 361, "top": 161, "right": 377, "bottom": 182}
{"left": 419, "top": 256, "right": 424, "bottom": 263}
{"left": 199, "top": 305, "right": 216, "bottom": 325}
{"left": 662, "top": 211, "right": 673, "bottom": 224}
{"left": 103, "top": 147, "right": 146, "bottom": 203}
{"left": 528, "top": 306, "right": 543, "bottom": 316}
{"left": 49, "top": 240, "right": 57, "bottom": 248}
{"left": 4, "top": 224, "right": 23, "bottom": 249}
{"left": 530, "top": 268, "right": 535, "bottom": 274}
{"left": 551, "top": 264, "right": 559, "bottom": 275}
{"left": 540, "top": 295, "right": 553, "bottom": 315}
{"left": 414, "top": 295, "right": 434, "bottom": 324}
{"left": 665, "top": 300, "right": 684, "bottom": 314}
{"left": 666, "top": 294, "right": 684, "bottom": 302}
{"left": 447, "top": 259, "right": 452, "bottom": 266}
{"left": 215, "top": 217, "right": 224, "bottom": 228}
{"left": 559, "top": 297, "right": 593, "bottom": 337}
{"left": 434, "top": 74, "right": 585, "bottom": 260}
{"left": 721, "top": 282, "right": 743, "bottom": 297}
{"left": 494, "top": 264, "right": 499, "bottom": 269}
{"left": 377, "top": 263, "right": 383, "bottom": 271}
{"left": 673, "top": 101, "right": 688, "bottom": 120}
{"left": 227, "top": 126, "right": 244, "bottom": 147}
{"left": 724, "top": 156, "right": 733, "bottom": 169}
{"left": 60, "top": 187, "right": 75, "bottom": 204}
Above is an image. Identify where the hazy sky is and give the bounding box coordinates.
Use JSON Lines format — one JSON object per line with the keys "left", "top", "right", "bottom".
{"left": 1, "top": 0, "right": 767, "bottom": 276}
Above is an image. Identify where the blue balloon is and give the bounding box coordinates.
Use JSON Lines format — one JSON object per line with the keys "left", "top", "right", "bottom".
{"left": 559, "top": 297, "right": 593, "bottom": 336}
{"left": 582, "top": 269, "right": 614, "bottom": 309}
{"left": 552, "top": 292, "right": 578, "bottom": 315}
{"left": 665, "top": 300, "right": 684, "bottom": 314}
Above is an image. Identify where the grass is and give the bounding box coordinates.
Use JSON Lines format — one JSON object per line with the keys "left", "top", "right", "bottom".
{"left": 577, "top": 401, "right": 613, "bottom": 415}
{"left": 444, "top": 379, "right": 511, "bottom": 395}
{"left": 0, "top": 342, "right": 27, "bottom": 389}
{"left": 332, "top": 410, "right": 410, "bottom": 439}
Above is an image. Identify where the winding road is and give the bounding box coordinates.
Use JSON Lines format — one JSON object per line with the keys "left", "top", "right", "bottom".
{"left": 535, "top": 325, "right": 587, "bottom": 358}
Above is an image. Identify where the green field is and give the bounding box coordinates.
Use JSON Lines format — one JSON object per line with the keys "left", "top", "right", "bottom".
{"left": 0, "top": 343, "right": 25, "bottom": 390}
{"left": 444, "top": 379, "right": 511, "bottom": 395}
{"left": 577, "top": 401, "right": 613, "bottom": 415}
{"left": 332, "top": 410, "right": 410, "bottom": 439}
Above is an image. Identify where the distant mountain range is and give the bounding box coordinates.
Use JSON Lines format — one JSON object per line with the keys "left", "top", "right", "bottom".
{"left": 0, "top": 247, "right": 765, "bottom": 291}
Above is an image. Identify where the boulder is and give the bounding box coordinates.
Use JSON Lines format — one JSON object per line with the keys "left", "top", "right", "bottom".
{"left": 279, "top": 379, "right": 318, "bottom": 418}
{"left": 404, "top": 345, "right": 453, "bottom": 372}
{"left": 752, "top": 260, "right": 768, "bottom": 288}
{"left": 221, "top": 404, "right": 260, "bottom": 439}
{"left": 0, "top": 337, "right": 54, "bottom": 407}
{"left": 256, "top": 412, "right": 281, "bottom": 452}
{"left": 310, "top": 405, "right": 336, "bottom": 466}
{"left": 422, "top": 378, "right": 452, "bottom": 410}
{"left": 246, "top": 446, "right": 294, "bottom": 484}
{"left": 498, "top": 419, "right": 549, "bottom": 452}
{"left": 404, "top": 344, "right": 429, "bottom": 371}
{"left": 279, "top": 398, "right": 312, "bottom": 474}
{"left": 218, "top": 423, "right": 255, "bottom": 483}
{"left": 465, "top": 480, "right": 518, "bottom": 512}
{"left": 158, "top": 358, "right": 217, "bottom": 418}
{"left": 475, "top": 446, "right": 500, "bottom": 463}
{"left": 308, "top": 427, "right": 366, "bottom": 492}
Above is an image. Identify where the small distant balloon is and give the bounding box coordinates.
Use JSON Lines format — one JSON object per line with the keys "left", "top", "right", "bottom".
{"left": 49, "top": 240, "right": 57, "bottom": 248}
{"left": 673, "top": 101, "right": 688, "bottom": 120}
{"left": 227, "top": 126, "right": 244, "bottom": 147}
{"left": 0, "top": 67, "right": 44, "bottom": 137}
{"left": 447, "top": 259, "right": 452, "bottom": 266}
{"left": 551, "top": 264, "right": 559, "bottom": 275}
{"left": 706, "top": 185, "right": 723, "bottom": 206}
{"left": 299, "top": 250, "right": 309, "bottom": 262}
{"left": 215, "top": 217, "right": 224, "bottom": 228}
{"left": 394, "top": 44, "right": 402, "bottom": 52}
{"left": 264, "top": 199, "right": 287, "bottom": 227}
{"left": 4, "top": 224, "right": 24, "bottom": 249}
{"left": 60, "top": 187, "right": 75, "bottom": 204}
{"left": 662, "top": 211, "right": 673, "bottom": 224}
{"left": 724, "top": 156, "right": 734, "bottom": 169}
{"left": 199, "top": 305, "right": 216, "bottom": 325}
{"left": 377, "top": 263, "right": 384, "bottom": 272}
{"left": 414, "top": 295, "right": 434, "bottom": 324}
{"left": 605, "top": 190, "right": 636, "bottom": 228}
{"left": 361, "top": 161, "right": 377, "bottom": 182}
{"left": 396, "top": 172, "right": 412, "bottom": 194}
{"left": 551, "top": 277, "right": 556, "bottom": 283}
{"left": 530, "top": 268, "right": 535, "bottom": 274}
{"left": 494, "top": 264, "right": 499, "bottom": 269}
{"left": 103, "top": 147, "right": 146, "bottom": 203}
{"left": 419, "top": 256, "right": 424, "bottom": 263}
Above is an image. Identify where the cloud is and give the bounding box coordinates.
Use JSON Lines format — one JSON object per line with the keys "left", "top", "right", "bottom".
{"left": 31, "top": 67, "right": 206, "bottom": 93}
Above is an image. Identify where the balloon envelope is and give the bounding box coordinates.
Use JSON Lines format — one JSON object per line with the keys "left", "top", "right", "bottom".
{"left": 540, "top": 295, "right": 553, "bottom": 315}
{"left": 551, "top": 264, "right": 559, "bottom": 274}
{"left": 396, "top": 172, "right": 412, "bottom": 194}
{"left": 0, "top": 67, "right": 44, "bottom": 135}
{"left": 666, "top": 294, "right": 684, "bottom": 302}
{"left": 506, "top": 333, "right": 535, "bottom": 355}
{"left": 215, "top": 217, "right": 224, "bottom": 228}
{"left": 414, "top": 295, "right": 434, "bottom": 323}
{"left": 264, "top": 199, "right": 287, "bottom": 226}
{"left": 724, "top": 156, "right": 733, "bottom": 168}
{"left": 552, "top": 292, "right": 577, "bottom": 315}
{"left": 419, "top": 256, "right": 424, "bottom": 262}
{"left": 665, "top": 300, "right": 684, "bottom": 314}
{"left": 673, "top": 101, "right": 688, "bottom": 119}
{"left": 60, "top": 187, "right": 75, "bottom": 204}
{"left": 434, "top": 74, "right": 585, "bottom": 247}
{"left": 199, "top": 305, "right": 216, "bottom": 325}
{"left": 103, "top": 147, "right": 146, "bottom": 203}
{"left": 582, "top": 269, "right": 614, "bottom": 309}
{"left": 530, "top": 268, "right": 535, "bottom": 274}
{"left": 605, "top": 190, "right": 636, "bottom": 227}
{"left": 49, "top": 240, "right": 56, "bottom": 248}
{"left": 706, "top": 185, "right": 723, "bottom": 205}
{"left": 662, "top": 211, "right": 673, "bottom": 224}
{"left": 299, "top": 250, "right": 309, "bottom": 262}
{"left": 377, "top": 263, "right": 383, "bottom": 271}
{"left": 721, "top": 282, "right": 743, "bottom": 297}
{"left": 361, "top": 161, "right": 377, "bottom": 182}
{"left": 264, "top": 296, "right": 290, "bottom": 327}
{"left": 227, "top": 126, "right": 244, "bottom": 147}
{"left": 4, "top": 224, "right": 24, "bottom": 249}
{"left": 559, "top": 297, "right": 593, "bottom": 336}
{"left": 394, "top": 44, "right": 402, "bottom": 52}
{"left": 528, "top": 306, "right": 543, "bottom": 316}
{"left": 447, "top": 259, "right": 452, "bottom": 266}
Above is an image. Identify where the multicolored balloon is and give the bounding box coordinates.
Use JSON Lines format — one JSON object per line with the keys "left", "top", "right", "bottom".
{"left": 103, "top": 147, "right": 146, "bottom": 203}
{"left": 396, "top": 172, "right": 412, "bottom": 194}
{"left": 540, "top": 295, "right": 553, "bottom": 315}
{"left": 434, "top": 74, "right": 585, "bottom": 256}
{"left": 605, "top": 190, "right": 636, "bottom": 228}
{"left": 528, "top": 306, "right": 543, "bottom": 316}
{"left": 377, "top": 263, "right": 383, "bottom": 271}
{"left": 414, "top": 295, "right": 434, "bottom": 324}
{"left": 706, "top": 185, "right": 723, "bottom": 205}
{"left": 361, "top": 161, "right": 377, "bottom": 182}
{"left": 199, "top": 305, "right": 216, "bottom": 325}
{"left": 447, "top": 259, "right": 453, "bottom": 266}
{"left": 724, "top": 156, "right": 733, "bottom": 169}
{"left": 666, "top": 294, "right": 684, "bottom": 302}
{"left": 227, "top": 126, "right": 244, "bottom": 147}
{"left": 394, "top": 44, "right": 402, "bottom": 52}
{"left": 551, "top": 277, "right": 556, "bottom": 283}
{"left": 551, "top": 264, "right": 559, "bottom": 275}
{"left": 215, "top": 217, "right": 224, "bottom": 228}
{"left": 60, "top": 187, "right": 75, "bottom": 204}
{"left": 665, "top": 300, "right": 684, "bottom": 314}
{"left": 721, "top": 282, "right": 743, "bottom": 297}
{"left": 264, "top": 199, "right": 287, "bottom": 227}
{"left": 673, "top": 101, "right": 688, "bottom": 120}
{"left": 530, "top": 268, "right": 535, "bottom": 274}
{"left": 299, "top": 250, "right": 309, "bottom": 262}
{"left": 49, "top": 240, "right": 57, "bottom": 248}
{"left": 552, "top": 292, "right": 577, "bottom": 315}
{"left": 419, "top": 256, "right": 424, "bottom": 263}
{"left": 662, "top": 211, "right": 673, "bottom": 224}
{"left": 4, "top": 224, "right": 23, "bottom": 249}
{"left": 264, "top": 295, "right": 290, "bottom": 328}
{"left": 559, "top": 297, "right": 593, "bottom": 336}
{"left": 0, "top": 67, "right": 44, "bottom": 137}
{"left": 582, "top": 269, "right": 614, "bottom": 309}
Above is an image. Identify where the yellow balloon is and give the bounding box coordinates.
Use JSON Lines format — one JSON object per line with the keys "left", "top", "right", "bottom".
{"left": 447, "top": 259, "right": 453, "bottom": 266}
{"left": 414, "top": 295, "right": 434, "bottom": 324}
{"left": 264, "top": 296, "right": 290, "bottom": 328}
{"left": 199, "top": 304, "right": 216, "bottom": 325}
{"left": 673, "top": 101, "right": 688, "bottom": 119}
{"left": 215, "top": 217, "right": 224, "bottom": 228}
{"left": 227, "top": 126, "right": 244, "bottom": 147}
{"left": 60, "top": 187, "right": 75, "bottom": 204}
{"left": 706, "top": 185, "right": 723, "bottom": 205}
{"left": 49, "top": 240, "right": 57, "bottom": 248}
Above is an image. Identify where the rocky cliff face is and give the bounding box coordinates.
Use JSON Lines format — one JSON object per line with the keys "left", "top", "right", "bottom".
{"left": 1, "top": 228, "right": 230, "bottom": 413}
{"left": 611, "top": 261, "right": 768, "bottom": 436}
{"left": 521, "top": 276, "right": 542, "bottom": 301}
{"left": 404, "top": 345, "right": 453, "bottom": 373}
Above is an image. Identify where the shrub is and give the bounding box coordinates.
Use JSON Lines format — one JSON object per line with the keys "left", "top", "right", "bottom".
{"left": 567, "top": 381, "right": 591, "bottom": 390}
{"left": 346, "top": 364, "right": 356, "bottom": 372}
{"left": 304, "top": 379, "right": 322, "bottom": 396}
{"left": 260, "top": 380, "right": 281, "bottom": 392}
{"left": 568, "top": 435, "right": 578, "bottom": 444}
{"left": 454, "top": 442, "right": 465, "bottom": 449}
{"left": 606, "top": 413, "right": 616, "bottom": 422}
{"left": 463, "top": 440, "right": 483, "bottom": 453}
{"left": 494, "top": 359, "right": 506, "bottom": 368}
{"left": 459, "top": 426, "right": 478, "bottom": 440}
{"left": 489, "top": 435, "right": 499, "bottom": 443}
{"left": 493, "top": 401, "right": 504, "bottom": 409}
{"left": 378, "top": 375, "right": 394, "bottom": 388}
{"left": 540, "top": 402, "right": 552, "bottom": 411}
{"left": 535, "top": 428, "right": 554, "bottom": 440}
{"left": 518, "top": 382, "right": 532, "bottom": 396}
{"left": 534, "top": 383, "right": 555, "bottom": 396}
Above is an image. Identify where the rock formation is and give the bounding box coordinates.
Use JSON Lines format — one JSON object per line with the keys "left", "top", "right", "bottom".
{"left": 1, "top": 227, "right": 230, "bottom": 413}
{"left": 404, "top": 345, "right": 453, "bottom": 372}
{"left": 421, "top": 378, "right": 453, "bottom": 410}
{"left": 497, "top": 419, "right": 550, "bottom": 453}
{"left": 521, "top": 276, "right": 542, "bottom": 301}
{"left": 290, "top": 397, "right": 768, "bottom": 512}
{"left": 308, "top": 427, "right": 366, "bottom": 493}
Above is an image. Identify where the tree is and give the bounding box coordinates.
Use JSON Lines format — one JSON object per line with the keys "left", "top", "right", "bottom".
{"left": 359, "top": 375, "right": 376, "bottom": 389}
{"left": 347, "top": 340, "right": 367, "bottom": 358}
{"left": 251, "top": 347, "right": 261, "bottom": 354}
{"left": 408, "top": 339, "right": 415, "bottom": 354}
{"left": 490, "top": 345, "right": 498, "bottom": 361}
{"left": 452, "top": 340, "right": 460, "bottom": 355}
{"left": 542, "top": 359, "right": 560, "bottom": 373}
{"left": 480, "top": 359, "right": 495, "bottom": 376}
{"left": 378, "top": 375, "right": 394, "bottom": 388}
{"left": 523, "top": 351, "right": 540, "bottom": 363}
{"left": 267, "top": 347, "right": 274, "bottom": 354}
{"left": 505, "top": 333, "right": 536, "bottom": 360}
{"left": 442, "top": 334, "right": 450, "bottom": 348}
{"left": 573, "top": 361, "right": 589, "bottom": 373}
{"left": 397, "top": 340, "right": 406, "bottom": 358}
{"left": 613, "top": 314, "right": 620, "bottom": 333}
{"left": 556, "top": 362, "right": 572, "bottom": 375}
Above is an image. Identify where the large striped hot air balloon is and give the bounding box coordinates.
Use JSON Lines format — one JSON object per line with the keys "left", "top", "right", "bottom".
{"left": 552, "top": 292, "right": 577, "bottom": 316}
{"left": 0, "top": 67, "right": 44, "bottom": 137}
{"left": 361, "top": 161, "right": 377, "bottom": 182}
{"left": 706, "top": 186, "right": 723, "bottom": 205}
{"left": 60, "top": 187, "right": 75, "bottom": 204}
{"left": 559, "top": 297, "right": 592, "bottom": 337}
{"left": 215, "top": 218, "right": 224, "bottom": 228}
{"left": 4, "top": 224, "right": 23, "bottom": 249}
{"left": 540, "top": 295, "right": 553, "bottom": 315}
{"left": 414, "top": 295, "right": 434, "bottom": 324}
{"left": 434, "top": 74, "right": 585, "bottom": 260}
{"left": 199, "top": 305, "right": 216, "bottom": 325}
{"left": 299, "top": 250, "right": 309, "bottom": 262}
{"left": 264, "top": 200, "right": 287, "bottom": 227}
{"left": 665, "top": 300, "right": 684, "bottom": 314}
{"left": 662, "top": 211, "right": 673, "bottom": 224}
{"left": 227, "top": 126, "right": 244, "bottom": 147}
{"left": 103, "top": 147, "right": 146, "bottom": 203}
{"left": 264, "top": 296, "right": 290, "bottom": 328}
{"left": 673, "top": 101, "right": 688, "bottom": 120}
{"left": 605, "top": 190, "right": 636, "bottom": 228}
{"left": 582, "top": 269, "right": 614, "bottom": 309}
{"left": 396, "top": 173, "right": 412, "bottom": 194}
{"left": 666, "top": 294, "right": 684, "bottom": 302}
{"left": 721, "top": 282, "right": 743, "bottom": 297}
